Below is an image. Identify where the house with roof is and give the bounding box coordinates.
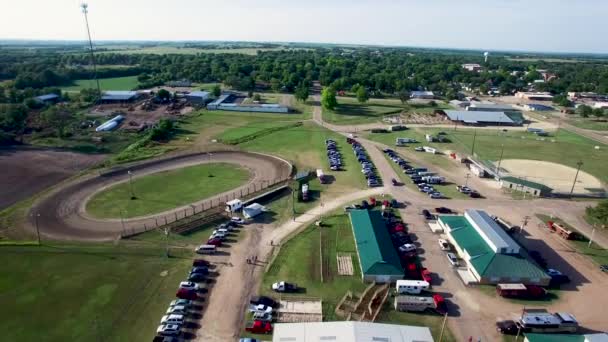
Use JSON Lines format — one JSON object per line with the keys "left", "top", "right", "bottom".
{"left": 348, "top": 209, "right": 403, "bottom": 283}
{"left": 410, "top": 91, "right": 435, "bottom": 99}
{"left": 34, "top": 93, "right": 60, "bottom": 104}
{"left": 185, "top": 91, "right": 211, "bottom": 105}
{"left": 437, "top": 209, "right": 550, "bottom": 286}
{"left": 443, "top": 110, "right": 524, "bottom": 126}
{"left": 500, "top": 176, "right": 553, "bottom": 197}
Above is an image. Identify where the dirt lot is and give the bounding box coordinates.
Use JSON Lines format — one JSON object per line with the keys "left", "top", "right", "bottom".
{"left": 499, "top": 159, "right": 604, "bottom": 194}
{"left": 0, "top": 147, "right": 105, "bottom": 210}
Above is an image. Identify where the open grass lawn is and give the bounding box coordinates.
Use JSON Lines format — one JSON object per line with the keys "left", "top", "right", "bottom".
{"left": 323, "top": 97, "right": 410, "bottom": 125}
{"left": 567, "top": 118, "right": 608, "bottom": 131}
{"left": 372, "top": 128, "right": 608, "bottom": 184}
{"left": 0, "top": 242, "right": 192, "bottom": 342}
{"left": 535, "top": 214, "right": 608, "bottom": 266}
{"left": 28, "top": 131, "right": 139, "bottom": 155}
{"left": 60, "top": 76, "right": 139, "bottom": 92}
{"left": 86, "top": 163, "right": 250, "bottom": 219}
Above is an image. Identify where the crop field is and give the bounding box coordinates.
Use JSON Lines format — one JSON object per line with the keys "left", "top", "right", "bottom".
{"left": 0, "top": 242, "right": 192, "bottom": 342}
{"left": 86, "top": 163, "right": 250, "bottom": 219}
{"left": 60, "top": 76, "right": 139, "bottom": 92}
{"left": 368, "top": 127, "right": 608, "bottom": 184}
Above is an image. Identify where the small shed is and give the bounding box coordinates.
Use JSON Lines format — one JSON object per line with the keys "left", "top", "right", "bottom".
{"left": 500, "top": 176, "right": 552, "bottom": 197}
{"left": 35, "top": 93, "right": 60, "bottom": 104}
{"left": 225, "top": 199, "right": 243, "bottom": 213}
{"left": 243, "top": 203, "right": 267, "bottom": 219}
{"left": 186, "top": 91, "right": 211, "bottom": 105}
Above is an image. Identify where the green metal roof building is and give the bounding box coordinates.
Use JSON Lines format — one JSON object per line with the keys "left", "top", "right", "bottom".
{"left": 348, "top": 209, "right": 403, "bottom": 283}
{"left": 438, "top": 213, "right": 550, "bottom": 286}
{"left": 500, "top": 176, "right": 553, "bottom": 197}
{"left": 525, "top": 333, "right": 608, "bottom": 342}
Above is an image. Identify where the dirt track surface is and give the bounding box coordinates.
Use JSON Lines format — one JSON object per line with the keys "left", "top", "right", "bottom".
{"left": 0, "top": 147, "right": 105, "bottom": 210}
{"left": 28, "top": 151, "right": 291, "bottom": 241}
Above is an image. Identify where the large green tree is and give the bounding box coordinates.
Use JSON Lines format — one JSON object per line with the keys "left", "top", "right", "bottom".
{"left": 40, "top": 106, "right": 73, "bottom": 138}
{"left": 321, "top": 86, "right": 338, "bottom": 110}
{"left": 577, "top": 104, "right": 593, "bottom": 118}
{"left": 294, "top": 83, "right": 309, "bottom": 102}
{"left": 586, "top": 200, "right": 608, "bottom": 228}
{"left": 0, "top": 104, "right": 28, "bottom": 142}
{"left": 211, "top": 84, "right": 221, "bottom": 97}
{"left": 356, "top": 86, "right": 369, "bottom": 103}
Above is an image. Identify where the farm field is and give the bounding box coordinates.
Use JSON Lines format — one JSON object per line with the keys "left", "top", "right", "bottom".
{"left": 260, "top": 210, "right": 455, "bottom": 341}
{"left": 368, "top": 127, "right": 608, "bottom": 184}
{"left": 0, "top": 242, "right": 192, "bottom": 342}
{"left": 323, "top": 97, "right": 410, "bottom": 125}
{"left": 86, "top": 163, "right": 250, "bottom": 219}
{"left": 60, "top": 76, "right": 139, "bottom": 92}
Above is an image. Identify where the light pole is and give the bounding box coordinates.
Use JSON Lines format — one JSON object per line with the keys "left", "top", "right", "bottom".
{"left": 470, "top": 129, "right": 477, "bottom": 157}
{"left": 128, "top": 170, "right": 136, "bottom": 200}
{"left": 34, "top": 213, "right": 41, "bottom": 245}
{"left": 496, "top": 143, "right": 505, "bottom": 179}
{"left": 80, "top": 3, "right": 101, "bottom": 98}
{"left": 569, "top": 161, "right": 583, "bottom": 197}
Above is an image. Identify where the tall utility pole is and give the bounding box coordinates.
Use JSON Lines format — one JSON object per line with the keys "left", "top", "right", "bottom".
{"left": 128, "top": 170, "right": 136, "bottom": 200}
{"left": 569, "top": 161, "right": 583, "bottom": 197}
{"left": 496, "top": 143, "right": 505, "bottom": 179}
{"left": 81, "top": 3, "right": 101, "bottom": 97}
{"left": 34, "top": 213, "right": 41, "bottom": 245}
{"left": 470, "top": 129, "right": 477, "bottom": 157}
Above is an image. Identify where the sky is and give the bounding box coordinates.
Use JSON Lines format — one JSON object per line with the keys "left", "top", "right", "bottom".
{"left": 2, "top": 0, "right": 608, "bottom": 53}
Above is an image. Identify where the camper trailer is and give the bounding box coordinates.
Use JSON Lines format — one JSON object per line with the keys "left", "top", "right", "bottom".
{"left": 395, "top": 280, "right": 430, "bottom": 294}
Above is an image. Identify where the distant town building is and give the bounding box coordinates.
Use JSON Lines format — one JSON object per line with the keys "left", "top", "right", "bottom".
{"left": 34, "top": 93, "right": 60, "bottom": 104}
{"left": 462, "top": 63, "right": 482, "bottom": 72}
{"left": 207, "top": 93, "right": 289, "bottom": 113}
{"left": 515, "top": 92, "right": 554, "bottom": 101}
{"left": 410, "top": 91, "right": 435, "bottom": 99}
{"left": 165, "top": 80, "right": 193, "bottom": 87}
{"left": 568, "top": 92, "right": 608, "bottom": 101}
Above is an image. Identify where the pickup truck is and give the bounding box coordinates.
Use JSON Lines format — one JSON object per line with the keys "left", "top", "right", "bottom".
{"left": 272, "top": 281, "right": 298, "bottom": 293}
{"left": 245, "top": 320, "right": 273, "bottom": 334}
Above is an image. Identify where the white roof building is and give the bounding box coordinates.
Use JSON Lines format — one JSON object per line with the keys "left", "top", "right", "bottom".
{"left": 272, "top": 321, "right": 434, "bottom": 342}
{"left": 464, "top": 209, "right": 520, "bottom": 254}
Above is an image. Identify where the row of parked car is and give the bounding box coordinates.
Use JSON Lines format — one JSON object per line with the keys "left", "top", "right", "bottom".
{"left": 195, "top": 217, "right": 246, "bottom": 252}
{"left": 348, "top": 138, "right": 381, "bottom": 187}
{"left": 383, "top": 149, "right": 445, "bottom": 199}
{"left": 325, "top": 139, "right": 342, "bottom": 171}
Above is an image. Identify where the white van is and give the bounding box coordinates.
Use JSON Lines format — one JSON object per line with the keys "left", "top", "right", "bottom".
{"left": 395, "top": 280, "right": 430, "bottom": 294}
{"left": 160, "top": 314, "right": 185, "bottom": 325}
{"left": 195, "top": 244, "right": 217, "bottom": 254}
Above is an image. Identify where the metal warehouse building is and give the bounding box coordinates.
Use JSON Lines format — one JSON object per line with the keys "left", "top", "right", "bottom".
{"left": 100, "top": 91, "right": 140, "bottom": 103}
{"left": 443, "top": 110, "right": 524, "bottom": 126}
{"left": 437, "top": 209, "right": 550, "bottom": 286}
{"left": 467, "top": 103, "right": 514, "bottom": 112}
{"left": 348, "top": 209, "right": 403, "bottom": 283}
{"left": 185, "top": 91, "right": 211, "bottom": 105}
{"left": 500, "top": 176, "right": 553, "bottom": 197}
{"left": 272, "top": 321, "right": 434, "bottom": 342}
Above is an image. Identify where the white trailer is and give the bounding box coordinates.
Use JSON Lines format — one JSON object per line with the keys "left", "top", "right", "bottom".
{"left": 396, "top": 280, "right": 430, "bottom": 294}
{"left": 396, "top": 138, "right": 417, "bottom": 146}
{"left": 470, "top": 164, "right": 487, "bottom": 177}
{"left": 243, "top": 203, "right": 266, "bottom": 219}
{"left": 423, "top": 146, "right": 437, "bottom": 154}
{"left": 226, "top": 199, "right": 243, "bottom": 213}
{"left": 425, "top": 134, "right": 435, "bottom": 142}
{"left": 422, "top": 176, "right": 445, "bottom": 184}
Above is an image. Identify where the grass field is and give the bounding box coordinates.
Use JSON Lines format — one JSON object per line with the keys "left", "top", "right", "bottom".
{"left": 260, "top": 210, "right": 455, "bottom": 341}
{"left": 566, "top": 118, "right": 608, "bottom": 131}
{"left": 536, "top": 214, "right": 608, "bottom": 266}
{"left": 60, "top": 76, "right": 139, "bottom": 92}
{"left": 368, "top": 127, "right": 608, "bottom": 184}
{"left": 86, "top": 163, "right": 250, "bottom": 219}
{"left": 0, "top": 242, "right": 192, "bottom": 342}
{"left": 323, "top": 97, "right": 409, "bottom": 125}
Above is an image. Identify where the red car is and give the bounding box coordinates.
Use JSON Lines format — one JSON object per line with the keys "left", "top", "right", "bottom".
{"left": 421, "top": 268, "right": 432, "bottom": 283}
{"left": 193, "top": 259, "right": 210, "bottom": 267}
{"left": 207, "top": 238, "right": 222, "bottom": 246}
{"left": 369, "top": 197, "right": 377, "bottom": 206}
{"left": 245, "top": 320, "right": 273, "bottom": 334}
{"left": 390, "top": 223, "right": 406, "bottom": 234}
{"left": 176, "top": 288, "right": 198, "bottom": 300}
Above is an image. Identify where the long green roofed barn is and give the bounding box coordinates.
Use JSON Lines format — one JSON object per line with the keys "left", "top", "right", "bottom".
{"left": 348, "top": 209, "right": 403, "bottom": 283}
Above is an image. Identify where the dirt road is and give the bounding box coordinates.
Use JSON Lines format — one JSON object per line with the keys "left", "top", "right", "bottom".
{"left": 27, "top": 151, "right": 292, "bottom": 241}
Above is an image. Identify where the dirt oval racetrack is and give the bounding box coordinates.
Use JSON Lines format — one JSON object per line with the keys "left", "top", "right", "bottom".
{"left": 28, "top": 151, "right": 292, "bottom": 241}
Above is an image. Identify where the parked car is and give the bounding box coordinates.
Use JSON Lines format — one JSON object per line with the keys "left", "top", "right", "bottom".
{"left": 166, "top": 305, "right": 188, "bottom": 316}
{"left": 160, "top": 314, "right": 185, "bottom": 325}
{"left": 239, "top": 339, "right": 260, "bottom": 342}
{"left": 249, "top": 304, "right": 273, "bottom": 314}
{"left": 157, "top": 324, "right": 181, "bottom": 336}
{"left": 429, "top": 192, "right": 442, "bottom": 199}
{"left": 245, "top": 320, "right": 273, "bottom": 334}
{"left": 421, "top": 268, "right": 432, "bottom": 283}
{"left": 175, "top": 288, "right": 198, "bottom": 300}
{"left": 398, "top": 243, "right": 417, "bottom": 253}
{"left": 206, "top": 238, "right": 222, "bottom": 246}
{"left": 272, "top": 281, "right": 298, "bottom": 293}
{"left": 253, "top": 312, "right": 273, "bottom": 322}
{"left": 391, "top": 178, "right": 399, "bottom": 186}
{"left": 170, "top": 299, "right": 192, "bottom": 308}
{"left": 250, "top": 296, "right": 277, "bottom": 307}
{"left": 547, "top": 269, "right": 570, "bottom": 285}
{"left": 601, "top": 265, "right": 608, "bottom": 273}
{"left": 435, "top": 207, "right": 452, "bottom": 214}
{"left": 188, "top": 273, "right": 207, "bottom": 282}
{"left": 469, "top": 191, "right": 481, "bottom": 198}
{"left": 179, "top": 281, "right": 199, "bottom": 291}
{"left": 496, "top": 320, "right": 519, "bottom": 335}
{"left": 190, "top": 266, "right": 209, "bottom": 275}
{"left": 422, "top": 209, "right": 433, "bottom": 220}
{"left": 231, "top": 217, "right": 246, "bottom": 225}
{"left": 438, "top": 239, "right": 450, "bottom": 251}
{"left": 192, "top": 259, "right": 210, "bottom": 267}
{"left": 446, "top": 253, "right": 459, "bottom": 267}
{"left": 414, "top": 147, "right": 424, "bottom": 152}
